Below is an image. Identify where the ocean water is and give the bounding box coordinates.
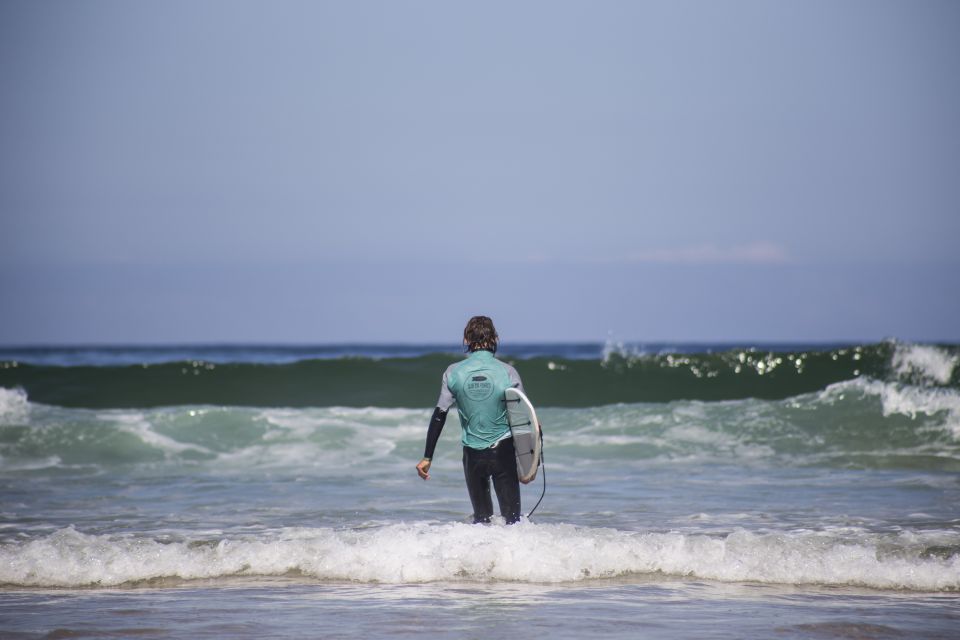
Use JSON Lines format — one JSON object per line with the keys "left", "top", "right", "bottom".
{"left": 1, "top": 340, "right": 958, "bottom": 638}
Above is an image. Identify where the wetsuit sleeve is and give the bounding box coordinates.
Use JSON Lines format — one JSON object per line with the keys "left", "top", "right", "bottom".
{"left": 505, "top": 363, "right": 525, "bottom": 394}
{"left": 436, "top": 367, "right": 456, "bottom": 412}
{"left": 423, "top": 407, "right": 447, "bottom": 460}
{"left": 424, "top": 367, "right": 456, "bottom": 459}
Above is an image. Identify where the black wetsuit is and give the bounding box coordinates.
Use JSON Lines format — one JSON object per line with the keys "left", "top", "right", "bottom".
{"left": 462, "top": 437, "right": 521, "bottom": 524}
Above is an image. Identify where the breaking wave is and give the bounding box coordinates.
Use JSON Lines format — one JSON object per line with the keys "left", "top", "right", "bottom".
{"left": 1, "top": 341, "right": 956, "bottom": 408}
{"left": 2, "top": 372, "right": 959, "bottom": 472}
{"left": 2, "top": 523, "right": 957, "bottom": 591}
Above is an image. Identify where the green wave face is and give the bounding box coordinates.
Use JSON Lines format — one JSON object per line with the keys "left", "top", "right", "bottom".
{"left": 2, "top": 342, "right": 957, "bottom": 409}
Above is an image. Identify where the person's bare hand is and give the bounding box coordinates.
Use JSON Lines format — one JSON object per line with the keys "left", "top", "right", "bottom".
{"left": 416, "top": 458, "right": 431, "bottom": 480}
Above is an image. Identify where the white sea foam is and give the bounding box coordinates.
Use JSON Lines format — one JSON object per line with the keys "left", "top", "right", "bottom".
{"left": 258, "top": 407, "right": 426, "bottom": 461}
{"left": 0, "top": 387, "right": 29, "bottom": 425}
{"left": 2, "top": 524, "right": 957, "bottom": 591}
{"left": 822, "top": 377, "right": 960, "bottom": 439}
{"left": 0, "top": 454, "right": 62, "bottom": 471}
{"left": 102, "top": 412, "right": 214, "bottom": 456}
{"left": 892, "top": 343, "right": 958, "bottom": 385}
{"left": 204, "top": 406, "right": 433, "bottom": 470}
{"left": 600, "top": 336, "right": 647, "bottom": 365}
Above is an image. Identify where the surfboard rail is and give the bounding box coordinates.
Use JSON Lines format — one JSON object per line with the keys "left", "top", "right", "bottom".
{"left": 505, "top": 387, "right": 541, "bottom": 483}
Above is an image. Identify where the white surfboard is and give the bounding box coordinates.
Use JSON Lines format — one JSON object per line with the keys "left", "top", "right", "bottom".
{"left": 505, "top": 387, "right": 541, "bottom": 483}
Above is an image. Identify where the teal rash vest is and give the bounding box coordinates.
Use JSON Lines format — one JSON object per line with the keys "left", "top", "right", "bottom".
{"left": 436, "top": 350, "right": 525, "bottom": 450}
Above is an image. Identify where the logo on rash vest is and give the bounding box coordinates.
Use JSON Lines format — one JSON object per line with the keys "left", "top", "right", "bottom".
{"left": 464, "top": 374, "right": 494, "bottom": 401}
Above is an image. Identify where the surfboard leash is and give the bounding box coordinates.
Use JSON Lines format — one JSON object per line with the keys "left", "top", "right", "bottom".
{"left": 526, "top": 430, "right": 546, "bottom": 519}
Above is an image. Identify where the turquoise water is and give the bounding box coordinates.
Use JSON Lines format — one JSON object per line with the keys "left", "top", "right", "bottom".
{"left": 1, "top": 341, "right": 959, "bottom": 638}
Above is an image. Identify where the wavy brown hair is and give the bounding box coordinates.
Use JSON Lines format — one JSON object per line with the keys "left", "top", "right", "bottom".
{"left": 463, "top": 316, "right": 499, "bottom": 353}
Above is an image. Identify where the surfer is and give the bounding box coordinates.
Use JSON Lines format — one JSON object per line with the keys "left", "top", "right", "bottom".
{"left": 416, "top": 316, "right": 526, "bottom": 524}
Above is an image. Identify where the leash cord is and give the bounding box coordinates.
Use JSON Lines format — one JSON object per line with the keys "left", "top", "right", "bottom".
{"left": 525, "top": 433, "right": 546, "bottom": 519}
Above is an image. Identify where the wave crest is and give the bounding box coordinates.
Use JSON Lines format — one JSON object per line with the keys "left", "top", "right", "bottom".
{"left": 4, "top": 341, "right": 957, "bottom": 409}
{"left": 0, "top": 386, "right": 29, "bottom": 425}
{"left": 2, "top": 524, "right": 957, "bottom": 591}
{"left": 3, "top": 376, "right": 960, "bottom": 472}
{"left": 892, "top": 343, "right": 958, "bottom": 386}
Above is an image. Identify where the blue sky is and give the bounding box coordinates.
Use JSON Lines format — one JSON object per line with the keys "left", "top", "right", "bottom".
{"left": 1, "top": 1, "right": 958, "bottom": 344}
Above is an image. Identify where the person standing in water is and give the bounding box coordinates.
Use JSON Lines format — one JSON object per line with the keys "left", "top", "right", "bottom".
{"left": 416, "top": 316, "right": 528, "bottom": 524}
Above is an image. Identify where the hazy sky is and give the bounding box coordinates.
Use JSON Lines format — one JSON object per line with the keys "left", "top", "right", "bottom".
{"left": 1, "top": 1, "right": 958, "bottom": 344}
